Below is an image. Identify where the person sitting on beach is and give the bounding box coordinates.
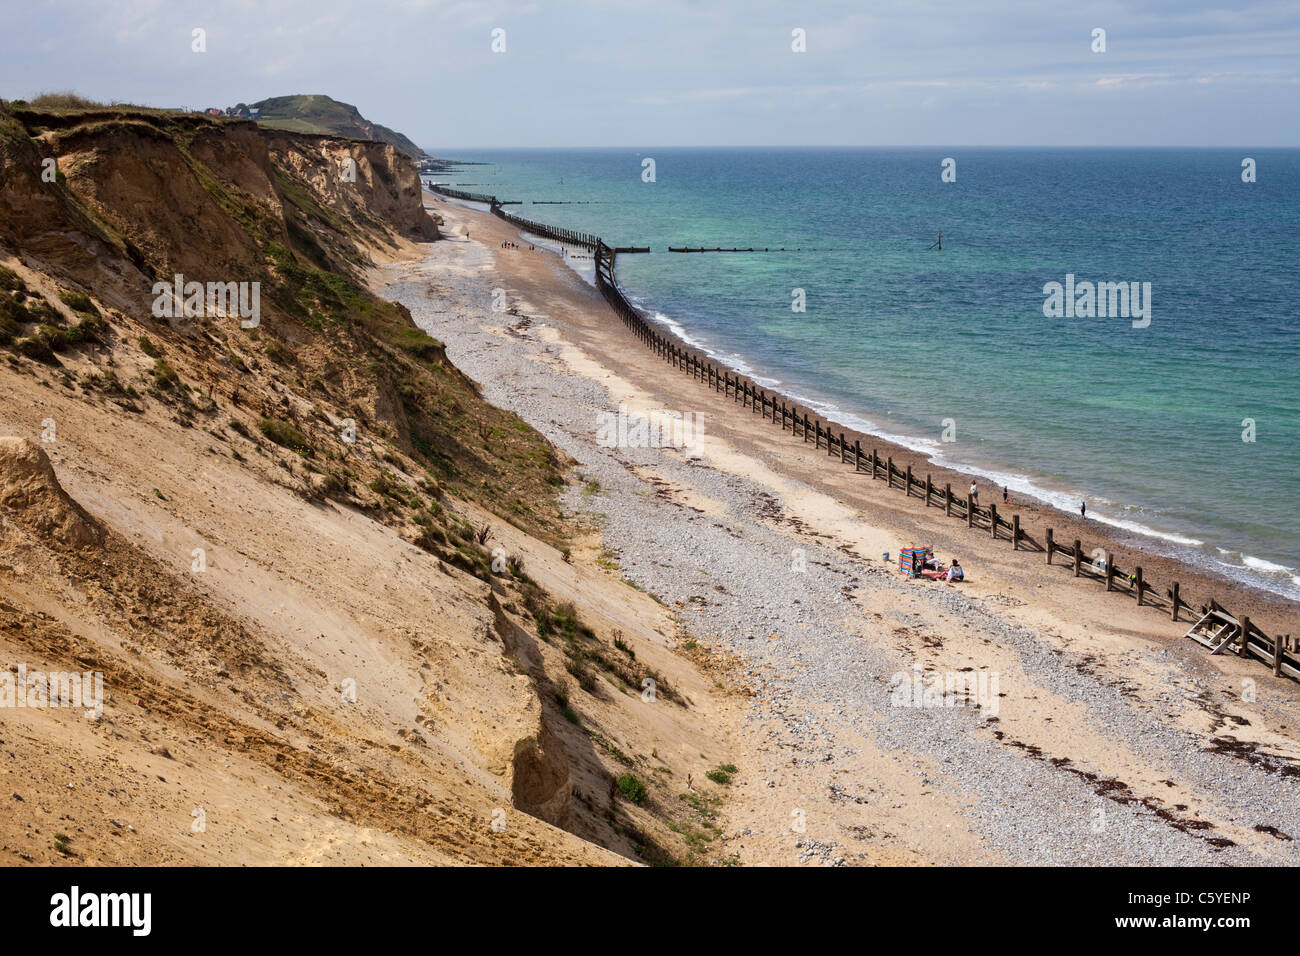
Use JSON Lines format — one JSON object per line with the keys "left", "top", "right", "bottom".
{"left": 923, "top": 554, "right": 940, "bottom": 572}
{"left": 946, "top": 560, "right": 964, "bottom": 582}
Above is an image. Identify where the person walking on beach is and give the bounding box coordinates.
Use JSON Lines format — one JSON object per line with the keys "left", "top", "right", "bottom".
{"left": 1080, "top": 501, "right": 1087, "bottom": 519}
{"left": 969, "top": 481, "right": 978, "bottom": 503}
{"left": 1002, "top": 485, "right": 1009, "bottom": 504}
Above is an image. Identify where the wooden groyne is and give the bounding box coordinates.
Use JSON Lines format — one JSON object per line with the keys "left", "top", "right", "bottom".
{"left": 425, "top": 183, "right": 1298, "bottom": 682}
{"left": 428, "top": 186, "right": 501, "bottom": 205}
{"left": 668, "top": 246, "right": 803, "bottom": 253}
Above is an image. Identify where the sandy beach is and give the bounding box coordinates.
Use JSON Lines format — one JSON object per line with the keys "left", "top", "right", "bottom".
{"left": 374, "top": 193, "right": 1300, "bottom": 865}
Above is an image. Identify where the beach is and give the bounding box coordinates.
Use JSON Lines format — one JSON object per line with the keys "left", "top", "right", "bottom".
{"left": 374, "top": 193, "right": 1300, "bottom": 864}
{"left": 429, "top": 148, "right": 1300, "bottom": 605}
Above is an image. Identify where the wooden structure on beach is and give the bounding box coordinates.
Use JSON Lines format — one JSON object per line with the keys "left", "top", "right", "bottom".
{"left": 425, "top": 184, "right": 1299, "bottom": 685}
{"left": 1183, "top": 603, "right": 1299, "bottom": 680}
{"left": 428, "top": 185, "right": 602, "bottom": 249}
{"left": 428, "top": 186, "right": 502, "bottom": 205}
{"left": 668, "top": 246, "right": 799, "bottom": 253}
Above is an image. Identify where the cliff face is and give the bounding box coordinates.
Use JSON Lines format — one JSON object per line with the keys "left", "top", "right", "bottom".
{"left": 3, "top": 108, "right": 435, "bottom": 311}
{"left": 0, "top": 104, "right": 730, "bottom": 866}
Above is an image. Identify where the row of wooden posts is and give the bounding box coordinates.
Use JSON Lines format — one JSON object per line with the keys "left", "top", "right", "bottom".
{"left": 427, "top": 186, "right": 604, "bottom": 250}
{"left": 429, "top": 186, "right": 499, "bottom": 205}
{"left": 426, "top": 185, "right": 1299, "bottom": 683}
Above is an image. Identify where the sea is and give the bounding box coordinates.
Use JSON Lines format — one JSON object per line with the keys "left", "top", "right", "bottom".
{"left": 427, "top": 147, "right": 1300, "bottom": 600}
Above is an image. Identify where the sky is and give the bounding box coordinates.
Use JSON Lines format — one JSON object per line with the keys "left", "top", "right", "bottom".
{"left": 3, "top": 0, "right": 1298, "bottom": 148}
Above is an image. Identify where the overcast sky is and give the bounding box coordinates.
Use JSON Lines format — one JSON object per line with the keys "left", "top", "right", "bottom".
{"left": 4, "top": 0, "right": 1297, "bottom": 148}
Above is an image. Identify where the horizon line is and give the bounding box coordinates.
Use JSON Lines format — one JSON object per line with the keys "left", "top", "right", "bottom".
{"left": 425, "top": 143, "right": 1300, "bottom": 153}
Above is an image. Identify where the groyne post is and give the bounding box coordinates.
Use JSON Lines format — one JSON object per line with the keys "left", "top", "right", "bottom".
{"left": 855, "top": 440, "right": 863, "bottom": 472}
{"left": 1073, "top": 540, "right": 1082, "bottom": 577}
{"left": 967, "top": 494, "right": 975, "bottom": 528}
{"left": 1171, "top": 582, "right": 1180, "bottom": 621}
{"left": 1046, "top": 528, "right": 1053, "bottom": 564}
{"left": 1239, "top": 616, "right": 1251, "bottom": 658}
{"left": 945, "top": 484, "right": 952, "bottom": 517}
{"left": 989, "top": 504, "right": 999, "bottom": 538}
{"left": 1135, "top": 566, "right": 1144, "bottom": 606}
{"left": 1012, "top": 514, "right": 1021, "bottom": 549}
{"left": 1105, "top": 554, "right": 1115, "bottom": 591}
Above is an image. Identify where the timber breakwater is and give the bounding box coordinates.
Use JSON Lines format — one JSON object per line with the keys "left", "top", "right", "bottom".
{"left": 426, "top": 183, "right": 1299, "bottom": 683}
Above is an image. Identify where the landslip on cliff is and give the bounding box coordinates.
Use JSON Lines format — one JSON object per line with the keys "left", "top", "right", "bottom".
{"left": 0, "top": 102, "right": 743, "bottom": 866}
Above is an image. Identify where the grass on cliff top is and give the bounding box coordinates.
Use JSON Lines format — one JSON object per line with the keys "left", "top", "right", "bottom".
{"left": 246, "top": 94, "right": 425, "bottom": 158}
{"left": 19, "top": 92, "right": 110, "bottom": 110}
{"left": 7, "top": 93, "right": 178, "bottom": 117}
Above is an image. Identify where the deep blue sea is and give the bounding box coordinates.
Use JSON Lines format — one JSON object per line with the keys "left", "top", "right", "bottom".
{"left": 428, "top": 148, "right": 1300, "bottom": 600}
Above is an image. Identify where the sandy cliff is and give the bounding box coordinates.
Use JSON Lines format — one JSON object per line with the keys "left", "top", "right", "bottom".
{"left": 0, "top": 104, "right": 739, "bottom": 866}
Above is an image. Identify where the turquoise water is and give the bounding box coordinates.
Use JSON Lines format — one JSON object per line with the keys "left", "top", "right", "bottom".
{"left": 429, "top": 148, "right": 1300, "bottom": 599}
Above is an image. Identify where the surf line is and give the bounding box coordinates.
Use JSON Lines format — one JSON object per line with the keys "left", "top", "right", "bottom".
{"left": 426, "top": 182, "right": 1297, "bottom": 660}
